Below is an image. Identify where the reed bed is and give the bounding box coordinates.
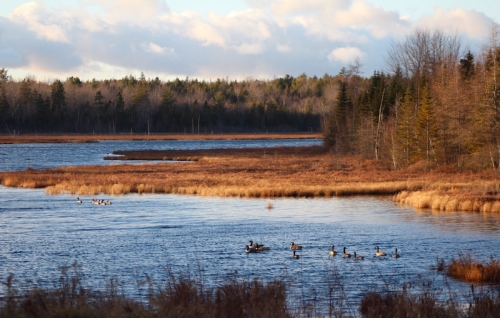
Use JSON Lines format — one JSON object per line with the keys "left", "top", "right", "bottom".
{"left": 446, "top": 256, "right": 500, "bottom": 283}
{"left": 1, "top": 146, "right": 500, "bottom": 212}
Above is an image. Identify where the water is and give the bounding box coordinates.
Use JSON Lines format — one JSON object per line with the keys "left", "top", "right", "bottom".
{"left": 0, "top": 138, "right": 322, "bottom": 171}
{"left": 1, "top": 139, "right": 500, "bottom": 312}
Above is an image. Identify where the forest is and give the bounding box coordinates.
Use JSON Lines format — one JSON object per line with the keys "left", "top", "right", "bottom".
{"left": 1, "top": 27, "right": 500, "bottom": 170}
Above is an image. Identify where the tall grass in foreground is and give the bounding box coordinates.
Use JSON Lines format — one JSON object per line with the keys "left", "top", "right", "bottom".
{"left": 0, "top": 264, "right": 289, "bottom": 318}
{"left": 2, "top": 262, "right": 500, "bottom": 318}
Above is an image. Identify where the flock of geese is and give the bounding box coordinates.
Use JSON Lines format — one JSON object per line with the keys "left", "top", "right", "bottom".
{"left": 246, "top": 241, "right": 400, "bottom": 260}
{"left": 76, "top": 198, "right": 112, "bottom": 206}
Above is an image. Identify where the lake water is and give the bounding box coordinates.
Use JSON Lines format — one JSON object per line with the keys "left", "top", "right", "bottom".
{"left": 1, "top": 139, "right": 500, "bottom": 313}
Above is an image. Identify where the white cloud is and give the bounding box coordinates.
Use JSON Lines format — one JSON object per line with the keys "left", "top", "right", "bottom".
{"left": 1, "top": 0, "right": 497, "bottom": 81}
{"left": 141, "top": 42, "right": 175, "bottom": 55}
{"left": 10, "top": 2, "right": 69, "bottom": 42}
{"left": 328, "top": 47, "right": 365, "bottom": 64}
{"left": 276, "top": 44, "right": 291, "bottom": 52}
{"left": 417, "top": 7, "right": 493, "bottom": 40}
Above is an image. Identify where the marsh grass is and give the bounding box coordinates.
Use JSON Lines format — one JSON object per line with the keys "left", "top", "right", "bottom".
{"left": 3, "top": 261, "right": 500, "bottom": 318}
{"left": 0, "top": 264, "right": 290, "bottom": 318}
{"left": 446, "top": 256, "right": 500, "bottom": 284}
{"left": 1, "top": 146, "right": 500, "bottom": 212}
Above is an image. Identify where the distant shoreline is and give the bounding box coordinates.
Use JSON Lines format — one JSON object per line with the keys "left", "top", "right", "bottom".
{"left": 0, "top": 133, "right": 322, "bottom": 144}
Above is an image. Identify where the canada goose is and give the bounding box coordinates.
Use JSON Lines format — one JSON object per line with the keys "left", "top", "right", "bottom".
{"left": 329, "top": 245, "right": 337, "bottom": 256}
{"left": 375, "top": 246, "right": 387, "bottom": 257}
{"left": 76, "top": 197, "right": 82, "bottom": 204}
{"left": 249, "top": 240, "right": 264, "bottom": 249}
{"left": 392, "top": 248, "right": 400, "bottom": 258}
{"left": 245, "top": 245, "right": 258, "bottom": 253}
{"left": 256, "top": 246, "right": 270, "bottom": 251}
{"left": 290, "top": 242, "right": 303, "bottom": 250}
{"left": 353, "top": 251, "right": 364, "bottom": 260}
{"left": 342, "top": 247, "right": 351, "bottom": 258}
{"left": 292, "top": 250, "right": 300, "bottom": 259}
{"left": 106, "top": 200, "right": 112, "bottom": 205}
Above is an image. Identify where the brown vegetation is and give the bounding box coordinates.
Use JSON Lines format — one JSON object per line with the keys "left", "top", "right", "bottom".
{"left": 1, "top": 146, "right": 500, "bottom": 213}
{"left": 0, "top": 265, "right": 289, "bottom": 318}
{"left": 446, "top": 256, "right": 500, "bottom": 284}
{"left": 0, "top": 133, "right": 321, "bottom": 144}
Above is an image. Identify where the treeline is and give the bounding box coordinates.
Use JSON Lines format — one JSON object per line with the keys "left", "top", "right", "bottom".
{"left": 324, "top": 27, "right": 500, "bottom": 171}
{"left": 0, "top": 70, "right": 328, "bottom": 135}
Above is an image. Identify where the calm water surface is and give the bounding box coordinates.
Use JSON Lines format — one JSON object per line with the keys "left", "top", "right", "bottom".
{"left": 0, "top": 139, "right": 321, "bottom": 171}
{"left": 1, "top": 139, "right": 500, "bottom": 312}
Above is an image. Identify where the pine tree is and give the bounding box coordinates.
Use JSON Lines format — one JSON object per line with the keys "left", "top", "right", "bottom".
{"left": 396, "top": 88, "right": 416, "bottom": 166}
{"left": 324, "top": 81, "right": 352, "bottom": 151}
{"left": 416, "top": 83, "right": 437, "bottom": 162}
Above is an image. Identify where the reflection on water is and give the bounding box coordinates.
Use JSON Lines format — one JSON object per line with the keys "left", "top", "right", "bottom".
{"left": 1, "top": 186, "right": 500, "bottom": 308}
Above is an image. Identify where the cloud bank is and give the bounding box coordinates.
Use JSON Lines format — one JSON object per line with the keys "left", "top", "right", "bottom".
{"left": 0, "top": 0, "right": 496, "bottom": 80}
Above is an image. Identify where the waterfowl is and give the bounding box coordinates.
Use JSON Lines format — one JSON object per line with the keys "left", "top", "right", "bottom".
{"left": 375, "top": 246, "right": 387, "bottom": 257}
{"left": 342, "top": 247, "right": 351, "bottom": 258}
{"left": 256, "top": 246, "right": 270, "bottom": 251}
{"left": 292, "top": 250, "right": 300, "bottom": 259}
{"left": 76, "top": 197, "right": 82, "bottom": 204}
{"left": 329, "top": 245, "right": 337, "bottom": 256}
{"left": 290, "top": 242, "right": 303, "bottom": 250}
{"left": 392, "top": 248, "right": 400, "bottom": 258}
{"left": 245, "top": 245, "right": 258, "bottom": 253}
{"left": 249, "top": 240, "right": 265, "bottom": 249}
{"left": 353, "top": 251, "right": 364, "bottom": 260}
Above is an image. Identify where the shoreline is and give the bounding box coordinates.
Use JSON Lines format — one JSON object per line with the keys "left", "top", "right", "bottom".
{"left": 1, "top": 146, "right": 499, "bottom": 213}
{"left": 0, "top": 133, "right": 322, "bottom": 144}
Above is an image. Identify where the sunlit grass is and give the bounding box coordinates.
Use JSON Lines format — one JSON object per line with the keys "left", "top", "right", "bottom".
{"left": 446, "top": 255, "right": 500, "bottom": 283}
{"left": 1, "top": 146, "right": 499, "bottom": 212}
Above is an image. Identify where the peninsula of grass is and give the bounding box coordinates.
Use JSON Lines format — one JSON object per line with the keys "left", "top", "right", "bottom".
{"left": 1, "top": 146, "right": 500, "bottom": 213}
{"left": 0, "top": 132, "right": 321, "bottom": 144}
{"left": 446, "top": 256, "right": 500, "bottom": 284}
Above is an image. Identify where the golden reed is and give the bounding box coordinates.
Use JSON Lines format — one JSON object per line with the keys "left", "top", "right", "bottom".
{"left": 1, "top": 147, "right": 499, "bottom": 213}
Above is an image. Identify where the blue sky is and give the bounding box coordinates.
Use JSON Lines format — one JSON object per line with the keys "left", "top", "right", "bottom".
{"left": 0, "top": 0, "right": 498, "bottom": 81}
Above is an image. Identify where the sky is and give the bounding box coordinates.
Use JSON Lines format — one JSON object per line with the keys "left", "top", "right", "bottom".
{"left": 0, "top": 0, "right": 498, "bottom": 82}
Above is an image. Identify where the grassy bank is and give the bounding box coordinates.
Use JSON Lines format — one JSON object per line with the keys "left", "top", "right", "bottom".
{"left": 0, "top": 146, "right": 499, "bottom": 212}
{"left": 0, "top": 133, "right": 321, "bottom": 144}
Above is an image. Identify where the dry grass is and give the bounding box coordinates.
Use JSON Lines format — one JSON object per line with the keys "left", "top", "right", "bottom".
{"left": 0, "top": 133, "right": 321, "bottom": 144}
{"left": 0, "top": 264, "right": 290, "bottom": 318}
{"left": 447, "top": 256, "right": 500, "bottom": 283}
{"left": 1, "top": 146, "right": 500, "bottom": 212}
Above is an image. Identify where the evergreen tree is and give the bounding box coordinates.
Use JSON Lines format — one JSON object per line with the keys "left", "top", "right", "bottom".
{"left": 325, "top": 81, "right": 352, "bottom": 151}
{"left": 51, "top": 79, "right": 66, "bottom": 126}
{"left": 0, "top": 86, "right": 9, "bottom": 126}
{"left": 396, "top": 88, "right": 416, "bottom": 166}
{"left": 416, "top": 83, "right": 437, "bottom": 162}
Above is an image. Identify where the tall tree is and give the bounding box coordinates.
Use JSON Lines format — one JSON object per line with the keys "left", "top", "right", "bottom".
{"left": 416, "top": 83, "right": 437, "bottom": 162}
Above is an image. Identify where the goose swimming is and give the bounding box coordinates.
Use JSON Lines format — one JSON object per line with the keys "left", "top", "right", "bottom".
{"left": 375, "top": 246, "right": 387, "bottom": 257}
{"left": 290, "top": 242, "right": 303, "bottom": 250}
{"left": 353, "top": 251, "right": 364, "bottom": 260}
{"left": 292, "top": 250, "right": 300, "bottom": 259}
{"left": 329, "top": 245, "right": 337, "bottom": 256}
{"left": 392, "top": 248, "right": 400, "bottom": 258}
{"left": 342, "top": 247, "right": 351, "bottom": 258}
